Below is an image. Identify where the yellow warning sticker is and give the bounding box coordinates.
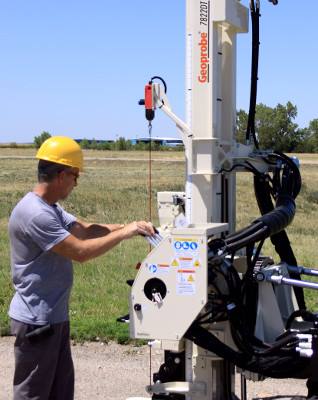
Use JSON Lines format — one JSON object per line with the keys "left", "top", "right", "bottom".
{"left": 171, "top": 259, "right": 179, "bottom": 267}
{"left": 194, "top": 260, "right": 200, "bottom": 267}
{"left": 176, "top": 270, "right": 196, "bottom": 295}
{"left": 187, "top": 274, "right": 194, "bottom": 282}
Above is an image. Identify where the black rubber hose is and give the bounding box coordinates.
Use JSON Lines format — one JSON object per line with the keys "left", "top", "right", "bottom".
{"left": 222, "top": 193, "right": 296, "bottom": 255}
{"left": 271, "top": 152, "right": 302, "bottom": 199}
{"left": 226, "top": 221, "right": 263, "bottom": 244}
{"left": 246, "top": 1, "right": 260, "bottom": 148}
{"left": 254, "top": 174, "right": 306, "bottom": 311}
{"left": 225, "top": 226, "right": 268, "bottom": 253}
{"left": 185, "top": 323, "right": 312, "bottom": 379}
{"left": 185, "top": 323, "right": 247, "bottom": 366}
{"left": 253, "top": 194, "right": 295, "bottom": 236}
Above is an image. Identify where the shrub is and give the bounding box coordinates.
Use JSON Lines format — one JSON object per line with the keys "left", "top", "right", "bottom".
{"left": 34, "top": 131, "right": 51, "bottom": 148}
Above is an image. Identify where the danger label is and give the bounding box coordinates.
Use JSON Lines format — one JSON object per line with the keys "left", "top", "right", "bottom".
{"left": 173, "top": 238, "right": 200, "bottom": 270}
{"left": 179, "top": 257, "right": 193, "bottom": 269}
{"left": 148, "top": 263, "right": 170, "bottom": 274}
{"left": 177, "top": 270, "right": 196, "bottom": 295}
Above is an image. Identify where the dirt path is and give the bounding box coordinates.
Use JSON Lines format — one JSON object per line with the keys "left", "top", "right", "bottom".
{"left": 0, "top": 337, "right": 309, "bottom": 400}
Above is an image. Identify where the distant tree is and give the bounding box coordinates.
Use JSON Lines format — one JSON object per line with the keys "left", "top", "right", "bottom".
{"left": 116, "top": 136, "right": 128, "bottom": 151}
{"left": 34, "top": 131, "right": 51, "bottom": 148}
{"left": 79, "top": 138, "right": 89, "bottom": 149}
{"left": 236, "top": 102, "right": 303, "bottom": 152}
{"left": 173, "top": 144, "right": 185, "bottom": 152}
{"left": 293, "top": 127, "right": 313, "bottom": 153}
{"left": 256, "top": 102, "right": 300, "bottom": 151}
{"left": 125, "top": 139, "right": 132, "bottom": 151}
{"left": 89, "top": 139, "right": 98, "bottom": 150}
{"left": 134, "top": 142, "right": 147, "bottom": 151}
{"left": 236, "top": 109, "right": 248, "bottom": 144}
{"left": 152, "top": 141, "right": 161, "bottom": 151}
{"left": 98, "top": 141, "right": 111, "bottom": 150}
{"left": 307, "top": 119, "right": 318, "bottom": 152}
{"left": 309, "top": 118, "right": 318, "bottom": 136}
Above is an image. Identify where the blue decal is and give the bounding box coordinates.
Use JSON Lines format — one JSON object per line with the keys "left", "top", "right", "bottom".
{"left": 190, "top": 241, "right": 198, "bottom": 250}
{"left": 182, "top": 241, "right": 189, "bottom": 250}
{"left": 174, "top": 241, "right": 182, "bottom": 250}
{"left": 149, "top": 264, "right": 157, "bottom": 273}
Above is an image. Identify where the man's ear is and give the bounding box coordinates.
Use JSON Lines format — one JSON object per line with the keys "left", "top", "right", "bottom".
{"left": 56, "top": 170, "right": 65, "bottom": 183}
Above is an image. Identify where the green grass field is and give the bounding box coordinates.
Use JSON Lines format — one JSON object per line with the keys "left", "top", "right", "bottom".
{"left": 1, "top": 149, "right": 318, "bottom": 341}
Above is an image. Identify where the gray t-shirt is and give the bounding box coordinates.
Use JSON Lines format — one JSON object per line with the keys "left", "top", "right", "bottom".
{"left": 8, "top": 192, "right": 76, "bottom": 325}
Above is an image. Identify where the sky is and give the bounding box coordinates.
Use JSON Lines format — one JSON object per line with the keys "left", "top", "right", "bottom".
{"left": 0, "top": 1, "right": 317, "bottom": 143}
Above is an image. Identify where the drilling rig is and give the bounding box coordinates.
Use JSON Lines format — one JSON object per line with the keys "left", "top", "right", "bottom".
{"left": 122, "top": 1, "right": 318, "bottom": 399}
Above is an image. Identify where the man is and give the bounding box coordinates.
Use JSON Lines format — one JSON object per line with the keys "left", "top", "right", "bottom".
{"left": 8, "top": 136, "right": 155, "bottom": 400}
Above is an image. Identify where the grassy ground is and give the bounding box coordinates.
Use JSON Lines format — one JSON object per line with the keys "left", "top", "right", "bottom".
{"left": 0, "top": 150, "right": 318, "bottom": 341}
{"left": 0, "top": 152, "right": 185, "bottom": 341}
{"left": 0, "top": 147, "right": 185, "bottom": 160}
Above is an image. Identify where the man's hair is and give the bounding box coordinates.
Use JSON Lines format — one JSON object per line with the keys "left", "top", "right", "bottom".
{"left": 38, "top": 160, "right": 70, "bottom": 182}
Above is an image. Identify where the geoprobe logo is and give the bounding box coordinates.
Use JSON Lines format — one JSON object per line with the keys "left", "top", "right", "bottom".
{"left": 198, "top": 32, "right": 209, "bottom": 83}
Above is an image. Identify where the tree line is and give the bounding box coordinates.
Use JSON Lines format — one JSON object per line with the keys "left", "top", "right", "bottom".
{"left": 32, "top": 101, "right": 318, "bottom": 153}
{"left": 237, "top": 101, "right": 318, "bottom": 152}
{"left": 33, "top": 132, "right": 184, "bottom": 151}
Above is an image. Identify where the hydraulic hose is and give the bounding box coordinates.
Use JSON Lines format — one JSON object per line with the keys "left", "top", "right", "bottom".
{"left": 222, "top": 194, "right": 295, "bottom": 254}
{"left": 253, "top": 170, "right": 306, "bottom": 311}
{"left": 226, "top": 221, "right": 263, "bottom": 244}
{"left": 217, "top": 154, "right": 300, "bottom": 257}
{"left": 225, "top": 226, "right": 268, "bottom": 253}
{"left": 254, "top": 194, "right": 295, "bottom": 236}
{"left": 246, "top": 1, "right": 260, "bottom": 148}
{"left": 185, "top": 323, "right": 313, "bottom": 379}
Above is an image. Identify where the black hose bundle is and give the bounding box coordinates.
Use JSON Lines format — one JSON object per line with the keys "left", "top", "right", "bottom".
{"left": 253, "top": 152, "right": 306, "bottom": 310}
{"left": 185, "top": 323, "right": 318, "bottom": 379}
{"left": 201, "top": 153, "right": 311, "bottom": 375}
{"left": 215, "top": 192, "right": 296, "bottom": 255}
{"left": 211, "top": 153, "right": 301, "bottom": 256}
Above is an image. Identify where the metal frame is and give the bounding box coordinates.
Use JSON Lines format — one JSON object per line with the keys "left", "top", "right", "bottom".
{"left": 126, "top": 1, "right": 318, "bottom": 399}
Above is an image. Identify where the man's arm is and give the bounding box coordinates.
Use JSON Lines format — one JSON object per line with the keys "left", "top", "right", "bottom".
{"left": 70, "top": 219, "right": 125, "bottom": 240}
{"left": 52, "top": 221, "right": 154, "bottom": 263}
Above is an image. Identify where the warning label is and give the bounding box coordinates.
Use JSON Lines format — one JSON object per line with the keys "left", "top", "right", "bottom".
{"left": 157, "top": 263, "right": 170, "bottom": 274}
{"left": 174, "top": 238, "right": 199, "bottom": 256}
{"left": 172, "top": 238, "right": 200, "bottom": 270}
{"left": 148, "top": 263, "right": 170, "bottom": 274}
{"left": 179, "top": 257, "right": 193, "bottom": 269}
{"left": 171, "top": 257, "right": 199, "bottom": 269}
{"left": 176, "top": 269, "right": 196, "bottom": 295}
{"left": 171, "top": 259, "right": 179, "bottom": 267}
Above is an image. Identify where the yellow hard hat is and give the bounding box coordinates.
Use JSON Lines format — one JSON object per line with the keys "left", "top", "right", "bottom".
{"left": 36, "top": 136, "right": 84, "bottom": 171}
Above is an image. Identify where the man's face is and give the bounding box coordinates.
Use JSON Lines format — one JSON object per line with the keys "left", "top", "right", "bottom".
{"left": 57, "top": 168, "right": 80, "bottom": 200}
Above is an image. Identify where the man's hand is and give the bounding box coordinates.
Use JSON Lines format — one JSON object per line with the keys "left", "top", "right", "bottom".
{"left": 122, "top": 221, "right": 155, "bottom": 239}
